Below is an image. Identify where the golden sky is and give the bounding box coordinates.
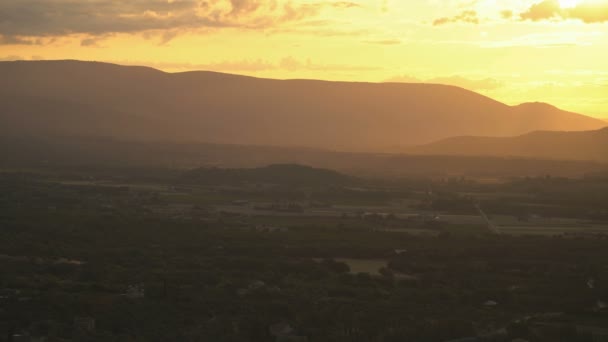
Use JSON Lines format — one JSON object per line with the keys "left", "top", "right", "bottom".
{"left": 1, "top": 0, "right": 607, "bottom": 117}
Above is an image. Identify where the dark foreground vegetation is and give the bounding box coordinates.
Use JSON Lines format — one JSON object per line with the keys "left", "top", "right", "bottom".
{"left": 1, "top": 166, "right": 608, "bottom": 342}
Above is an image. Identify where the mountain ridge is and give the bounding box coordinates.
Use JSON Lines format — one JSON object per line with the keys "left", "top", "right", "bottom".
{"left": 412, "top": 127, "right": 608, "bottom": 162}
{"left": 1, "top": 60, "right": 605, "bottom": 152}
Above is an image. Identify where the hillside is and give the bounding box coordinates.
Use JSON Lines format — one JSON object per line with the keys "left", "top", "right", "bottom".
{"left": 413, "top": 127, "right": 608, "bottom": 162}
{"left": 0, "top": 60, "right": 605, "bottom": 152}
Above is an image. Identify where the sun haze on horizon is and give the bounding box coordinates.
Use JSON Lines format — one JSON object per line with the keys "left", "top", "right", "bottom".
{"left": 1, "top": 0, "right": 607, "bottom": 117}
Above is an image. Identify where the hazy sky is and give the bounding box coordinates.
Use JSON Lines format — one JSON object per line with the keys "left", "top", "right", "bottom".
{"left": 1, "top": 0, "right": 607, "bottom": 117}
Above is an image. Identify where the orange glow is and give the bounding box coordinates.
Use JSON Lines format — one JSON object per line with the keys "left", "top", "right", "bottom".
{"left": 0, "top": 0, "right": 607, "bottom": 117}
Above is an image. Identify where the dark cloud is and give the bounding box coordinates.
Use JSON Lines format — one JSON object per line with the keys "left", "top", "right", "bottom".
{"left": 433, "top": 10, "right": 479, "bottom": 26}
{"left": 0, "top": 0, "right": 201, "bottom": 36}
{"left": 520, "top": 0, "right": 608, "bottom": 23}
{"left": 0, "top": 55, "right": 23, "bottom": 61}
{"left": 229, "top": 0, "right": 263, "bottom": 16}
{"left": 0, "top": 0, "right": 359, "bottom": 44}
{"left": 80, "top": 34, "right": 115, "bottom": 47}
{"left": 0, "top": 35, "right": 34, "bottom": 45}
{"left": 80, "top": 37, "right": 101, "bottom": 47}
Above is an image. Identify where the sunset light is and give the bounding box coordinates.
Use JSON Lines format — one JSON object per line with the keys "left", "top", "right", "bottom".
{"left": 1, "top": 0, "right": 607, "bottom": 118}
{"left": 559, "top": 0, "right": 581, "bottom": 8}
{"left": 2, "top": 1, "right": 608, "bottom": 340}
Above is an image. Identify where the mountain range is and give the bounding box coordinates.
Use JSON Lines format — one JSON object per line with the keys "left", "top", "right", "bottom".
{"left": 413, "top": 127, "right": 608, "bottom": 162}
{"left": 1, "top": 60, "right": 605, "bottom": 152}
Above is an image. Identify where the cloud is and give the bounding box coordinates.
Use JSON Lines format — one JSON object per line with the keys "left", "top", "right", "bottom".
{"left": 116, "top": 59, "right": 273, "bottom": 72}
{"left": 500, "top": 10, "right": 514, "bottom": 19}
{"left": 363, "top": 39, "right": 401, "bottom": 45}
{"left": 277, "top": 56, "right": 381, "bottom": 72}
{"left": 332, "top": 2, "right": 361, "bottom": 9}
{"left": 520, "top": 0, "right": 608, "bottom": 23}
{"left": 520, "top": 0, "right": 563, "bottom": 21}
{"left": 0, "top": 55, "right": 23, "bottom": 61}
{"left": 380, "top": 0, "right": 389, "bottom": 13}
{"left": 457, "top": 0, "right": 480, "bottom": 8}
{"left": 0, "top": 0, "right": 359, "bottom": 45}
{"left": 0, "top": 35, "right": 34, "bottom": 45}
{"left": 80, "top": 38, "right": 100, "bottom": 47}
{"left": 567, "top": 2, "right": 608, "bottom": 23}
{"left": 433, "top": 10, "right": 479, "bottom": 26}
{"left": 480, "top": 31, "right": 601, "bottom": 48}
{"left": 80, "top": 35, "right": 113, "bottom": 47}
{"left": 385, "top": 75, "right": 422, "bottom": 83}
{"left": 0, "top": 34, "right": 61, "bottom": 45}
{"left": 0, "top": 55, "right": 46, "bottom": 61}
{"left": 428, "top": 75, "right": 504, "bottom": 90}
{"left": 386, "top": 74, "right": 504, "bottom": 91}
{"left": 116, "top": 56, "right": 380, "bottom": 73}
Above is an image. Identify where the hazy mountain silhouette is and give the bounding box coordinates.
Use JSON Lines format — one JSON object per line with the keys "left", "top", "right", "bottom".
{"left": 1, "top": 60, "right": 605, "bottom": 151}
{"left": 413, "top": 127, "right": 608, "bottom": 162}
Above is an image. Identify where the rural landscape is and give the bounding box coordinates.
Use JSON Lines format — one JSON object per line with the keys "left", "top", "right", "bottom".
{"left": 1, "top": 60, "right": 607, "bottom": 342}
{"left": 2, "top": 0, "right": 608, "bottom": 341}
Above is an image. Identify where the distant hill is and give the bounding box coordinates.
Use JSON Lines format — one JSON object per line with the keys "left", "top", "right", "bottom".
{"left": 0, "top": 60, "right": 605, "bottom": 151}
{"left": 181, "top": 164, "right": 353, "bottom": 186}
{"left": 412, "top": 127, "right": 608, "bottom": 162}
{"left": 1, "top": 136, "right": 605, "bottom": 178}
